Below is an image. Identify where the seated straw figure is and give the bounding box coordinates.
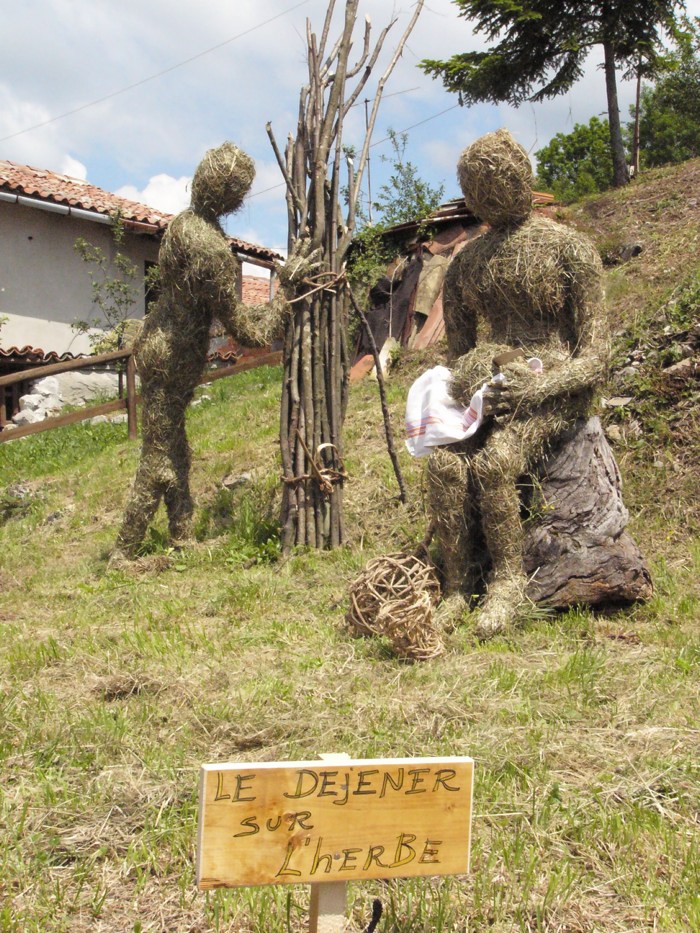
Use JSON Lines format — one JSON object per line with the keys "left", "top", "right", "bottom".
{"left": 427, "top": 129, "right": 609, "bottom": 637}
{"left": 111, "top": 142, "right": 319, "bottom": 562}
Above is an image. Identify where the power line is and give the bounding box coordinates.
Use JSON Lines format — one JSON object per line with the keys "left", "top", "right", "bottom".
{"left": 246, "top": 100, "right": 460, "bottom": 201}
{"left": 0, "top": 0, "right": 310, "bottom": 144}
{"left": 348, "top": 86, "right": 419, "bottom": 109}
{"left": 370, "top": 103, "right": 461, "bottom": 148}
{"left": 246, "top": 182, "right": 286, "bottom": 201}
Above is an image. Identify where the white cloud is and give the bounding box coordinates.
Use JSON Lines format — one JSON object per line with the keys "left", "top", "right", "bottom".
{"left": 0, "top": 84, "right": 63, "bottom": 168}
{"left": 231, "top": 225, "right": 282, "bottom": 253}
{"left": 246, "top": 159, "right": 287, "bottom": 204}
{"left": 116, "top": 174, "right": 191, "bottom": 214}
{"left": 60, "top": 155, "right": 87, "bottom": 179}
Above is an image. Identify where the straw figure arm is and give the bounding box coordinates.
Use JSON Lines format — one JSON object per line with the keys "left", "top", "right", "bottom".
{"left": 442, "top": 250, "right": 514, "bottom": 407}
{"left": 218, "top": 290, "right": 288, "bottom": 349}
{"left": 442, "top": 253, "right": 477, "bottom": 361}
{"left": 216, "top": 239, "right": 323, "bottom": 348}
{"left": 484, "top": 237, "right": 609, "bottom": 418}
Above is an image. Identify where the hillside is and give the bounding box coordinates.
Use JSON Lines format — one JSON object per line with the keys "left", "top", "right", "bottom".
{"left": 561, "top": 158, "right": 700, "bottom": 557}
{"left": 0, "top": 162, "right": 698, "bottom": 932}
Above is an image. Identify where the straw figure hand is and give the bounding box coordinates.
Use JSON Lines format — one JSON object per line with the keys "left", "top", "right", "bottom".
{"left": 276, "top": 238, "right": 324, "bottom": 293}
{"left": 428, "top": 129, "right": 608, "bottom": 639}
{"left": 482, "top": 359, "right": 540, "bottom": 418}
{"left": 112, "top": 142, "right": 289, "bottom": 563}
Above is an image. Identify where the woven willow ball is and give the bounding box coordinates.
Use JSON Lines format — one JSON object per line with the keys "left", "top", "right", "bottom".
{"left": 346, "top": 553, "right": 443, "bottom": 660}
{"left": 377, "top": 591, "right": 445, "bottom": 661}
{"left": 190, "top": 141, "right": 255, "bottom": 219}
{"left": 457, "top": 129, "right": 533, "bottom": 228}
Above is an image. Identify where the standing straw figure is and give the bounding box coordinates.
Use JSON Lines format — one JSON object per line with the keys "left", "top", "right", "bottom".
{"left": 112, "top": 142, "right": 319, "bottom": 561}
{"left": 428, "top": 129, "right": 609, "bottom": 637}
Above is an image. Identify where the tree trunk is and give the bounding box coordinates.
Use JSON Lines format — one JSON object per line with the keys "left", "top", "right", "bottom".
{"left": 523, "top": 417, "right": 652, "bottom": 609}
{"left": 603, "top": 40, "right": 630, "bottom": 188}
{"left": 632, "top": 67, "right": 642, "bottom": 177}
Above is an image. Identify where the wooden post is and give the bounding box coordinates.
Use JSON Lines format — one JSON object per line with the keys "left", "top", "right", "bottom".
{"left": 308, "top": 753, "right": 350, "bottom": 933}
{"left": 309, "top": 883, "right": 347, "bottom": 933}
{"left": 126, "top": 354, "right": 138, "bottom": 441}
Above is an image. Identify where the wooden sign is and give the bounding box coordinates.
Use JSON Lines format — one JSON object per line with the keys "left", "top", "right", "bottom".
{"left": 197, "top": 756, "right": 474, "bottom": 889}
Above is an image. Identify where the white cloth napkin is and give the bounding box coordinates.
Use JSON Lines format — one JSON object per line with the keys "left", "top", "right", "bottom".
{"left": 405, "top": 360, "right": 543, "bottom": 458}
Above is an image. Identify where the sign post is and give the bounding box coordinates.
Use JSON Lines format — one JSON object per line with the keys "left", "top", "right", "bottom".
{"left": 197, "top": 754, "right": 474, "bottom": 930}
{"left": 308, "top": 754, "right": 351, "bottom": 933}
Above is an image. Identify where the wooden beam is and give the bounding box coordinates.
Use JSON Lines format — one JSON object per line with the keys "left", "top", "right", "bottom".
{"left": 0, "top": 350, "right": 282, "bottom": 442}
{"left": 203, "top": 351, "right": 282, "bottom": 384}
{"left": 126, "top": 355, "right": 138, "bottom": 441}
{"left": 309, "top": 882, "right": 347, "bottom": 933}
{"left": 0, "top": 349, "right": 130, "bottom": 387}
{"left": 0, "top": 397, "right": 130, "bottom": 443}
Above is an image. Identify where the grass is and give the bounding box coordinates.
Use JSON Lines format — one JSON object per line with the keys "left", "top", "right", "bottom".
{"left": 1, "top": 164, "right": 699, "bottom": 931}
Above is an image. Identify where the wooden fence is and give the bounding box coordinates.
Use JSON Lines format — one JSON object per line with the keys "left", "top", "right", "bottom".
{"left": 0, "top": 349, "right": 282, "bottom": 444}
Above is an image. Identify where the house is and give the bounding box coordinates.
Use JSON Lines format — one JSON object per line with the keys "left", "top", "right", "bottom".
{"left": 0, "top": 160, "right": 281, "bottom": 359}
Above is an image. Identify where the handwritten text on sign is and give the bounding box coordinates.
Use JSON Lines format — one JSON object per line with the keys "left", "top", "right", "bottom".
{"left": 197, "top": 756, "right": 474, "bottom": 888}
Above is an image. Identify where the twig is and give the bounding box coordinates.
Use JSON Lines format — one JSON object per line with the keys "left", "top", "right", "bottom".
{"left": 343, "top": 0, "right": 425, "bottom": 257}
{"left": 294, "top": 430, "right": 348, "bottom": 496}
{"left": 288, "top": 271, "right": 345, "bottom": 304}
{"left": 266, "top": 123, "right": 305, "bottom": 216}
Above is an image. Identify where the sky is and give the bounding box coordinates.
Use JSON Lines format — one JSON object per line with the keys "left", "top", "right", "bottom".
{"left": 2, "top": 0, "right": 697, "bottom": 270}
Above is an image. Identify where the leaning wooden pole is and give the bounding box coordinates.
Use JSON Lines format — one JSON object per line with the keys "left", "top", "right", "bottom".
{"left": 348, "top": 286, "right": 407, "bottom": 504}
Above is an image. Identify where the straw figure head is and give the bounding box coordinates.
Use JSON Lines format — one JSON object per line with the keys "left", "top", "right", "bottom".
{"left": 457, "top": 129, "right": 533, "bottom": 228}
{"left": 190, "top": 142, "right": 255, "bottom": 221}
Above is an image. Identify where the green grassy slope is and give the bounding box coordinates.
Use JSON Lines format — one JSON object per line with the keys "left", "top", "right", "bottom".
{"left": 0, "top": 162, "right": 698, "bottom": 932}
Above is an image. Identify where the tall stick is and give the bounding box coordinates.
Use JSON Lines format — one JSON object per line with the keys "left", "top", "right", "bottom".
{"left": 348, "top": 287, "right": 407, "bottom": 504}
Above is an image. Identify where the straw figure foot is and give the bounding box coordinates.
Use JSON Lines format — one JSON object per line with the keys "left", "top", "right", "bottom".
{"left": 433, "top": 592, "right": 469, "bottom": 632}
{"left": 169, "top": 534, "right": 196, "bottom": 551}
{"left": 107, "top": 548, "right": 135, "bottom": 571}
{"left": 474, "top": 573, "right": 527, "bottom": 640}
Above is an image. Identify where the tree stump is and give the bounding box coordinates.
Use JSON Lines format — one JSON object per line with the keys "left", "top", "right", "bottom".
{"left": 523, "top": 416, "right": 652, "bottom": 609}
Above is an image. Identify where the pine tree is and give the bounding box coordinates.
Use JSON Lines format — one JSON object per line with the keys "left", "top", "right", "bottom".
{"left": 421, "top": 0, "right": 687, "bottom": 188}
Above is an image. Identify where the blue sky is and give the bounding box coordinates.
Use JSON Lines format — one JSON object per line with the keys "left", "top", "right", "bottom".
{"left": 2, "top": 0, "right": 696, "bottom": 267}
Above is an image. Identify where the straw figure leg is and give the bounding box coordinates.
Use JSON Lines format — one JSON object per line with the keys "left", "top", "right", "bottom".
{"left": 471, "top": 424, "right": 530, "bottom": 638}
{"left": 472, "top": 403, "right": 574, "bottom": 638}
{"left": 113, "top": 459, "right": 165, "bottom": 560}
{"left": 427, "top": 447, "right": 481, "bottom": 626}
{"left": 113, "top": 389, "right": 193, "bottom": 558}
{"left": 161, "top": 403, "right": 194, "bottom": 546}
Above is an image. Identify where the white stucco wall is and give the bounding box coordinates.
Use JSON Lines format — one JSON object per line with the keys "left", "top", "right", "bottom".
{"left": 0, "top": 199, "right": 160, "bottom": 354}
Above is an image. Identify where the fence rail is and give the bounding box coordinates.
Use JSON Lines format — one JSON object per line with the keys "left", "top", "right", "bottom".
{"left": 0, "top": 349, "right": 281, "bottom": 444}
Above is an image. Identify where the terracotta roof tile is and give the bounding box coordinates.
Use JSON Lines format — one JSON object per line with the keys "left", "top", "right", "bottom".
{"left": 0, "top": 159, "right": 281, "bottom": 261}
{"left": 381, "top": 192, "right": 556, "bottom": 235}
{"left": 0, "top": 345, "right": 82, "bottom": 364}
